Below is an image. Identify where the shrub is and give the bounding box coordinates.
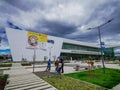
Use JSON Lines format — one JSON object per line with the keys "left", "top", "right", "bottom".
{"left": 21, "top": 63, "right": 32, "bottom": 66}
{"left": 0, "top": 74, "right": 9, "bottom": 90}
{"left": 0, "top": 63, "right": 12, "bottom": 67}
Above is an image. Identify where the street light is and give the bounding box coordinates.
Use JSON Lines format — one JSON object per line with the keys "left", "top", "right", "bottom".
{"left": 88, "top": 18, "right": 113, "bottom": 73}
{"left": 33, "top": 48, "right": 36, "bottom": 72}
{"left": 47, "top": 40, "right": 54, "bottom": 60}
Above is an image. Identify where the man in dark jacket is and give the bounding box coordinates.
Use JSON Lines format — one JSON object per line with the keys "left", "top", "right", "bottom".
{"left": 60, "top": 58, "right": 64, "bottom": 73}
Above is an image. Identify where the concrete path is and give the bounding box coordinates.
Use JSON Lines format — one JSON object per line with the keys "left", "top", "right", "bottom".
{"left": 112, "top": 84, "right": 120, "bottom": 90}
{"left": 4, "top": 63, "right": 57, "bottom": 90}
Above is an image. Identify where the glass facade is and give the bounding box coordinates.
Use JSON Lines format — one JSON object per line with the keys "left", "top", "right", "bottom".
{"left": 114, "top": 47, "right": 120, "bottom": 57}
{"left": 61, "top": 43, "right": 101, "bottom": 60}
{"left": 62, "top": 43, "right": 100, "bottom": 52}
{"left": 61, "top": 43, "right": 117, "bottom": 60}
{"left": 61, "top": 53, "right": 100, "bottom": 60}
{"left": 104, "top": 48, "right": 114, "bottom": 57}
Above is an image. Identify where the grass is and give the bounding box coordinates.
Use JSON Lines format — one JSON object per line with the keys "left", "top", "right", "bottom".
{"left": 65, "top": 68, "right": 120, "bottom": 89}
{"left": 0, "top": 74, "right": 9, "bottom": 79}
{"left": 43, "top": 75, "right": 105, "bottom": 90}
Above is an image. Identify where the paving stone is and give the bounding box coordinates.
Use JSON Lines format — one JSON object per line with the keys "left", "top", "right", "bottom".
{"left": 9, "top": 83, "right": 50, "bottom": 90}
{"left": 7, "top": 80, "right": 44, "bottom": 86}
{"left": 28, "top": 84, "right": 56, "bottom": 90}
{"left": 4, "top": 63, "right": 57, "bottom": 90}
{"left": 6, "top": 81, "right": 46, "bottom": 89}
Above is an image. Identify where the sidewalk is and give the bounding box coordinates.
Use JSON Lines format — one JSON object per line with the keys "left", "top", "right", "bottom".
{"left": 112, "top": 84, "right": 120, "bottom": 90}
{"left": 4, "top": 63, "right": 57, "bottom": 90}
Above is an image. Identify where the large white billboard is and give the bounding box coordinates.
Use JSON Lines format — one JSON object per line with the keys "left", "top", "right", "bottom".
{"left": 6, "top": 28, "right": 63, "bottom": 61}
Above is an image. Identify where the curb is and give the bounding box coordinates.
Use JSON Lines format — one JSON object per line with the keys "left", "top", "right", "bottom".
{"left": 112, "top": 83, "right": 120, "bottom": 90}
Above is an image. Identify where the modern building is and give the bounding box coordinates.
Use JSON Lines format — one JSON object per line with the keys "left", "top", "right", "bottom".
{"left": 6, "top": 28, "right": 118, "bottom": 61}
{"left": 60, "top": 39, "right": 101, "bottom": 60}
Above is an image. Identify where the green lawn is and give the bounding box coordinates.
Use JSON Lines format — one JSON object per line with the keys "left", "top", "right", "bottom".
{"left": 43, "top": 75, "right": 105, "bottom": 90}
{"left": 0, "top": 74, "right": 9, "bottom": 79}
{"left": 65, "top": 68, "right": 120, "bottom": 89}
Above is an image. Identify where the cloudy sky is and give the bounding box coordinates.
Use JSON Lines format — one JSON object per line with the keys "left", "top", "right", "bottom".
{"left": 0, "top": 0, "right": 120, "bottom": 52}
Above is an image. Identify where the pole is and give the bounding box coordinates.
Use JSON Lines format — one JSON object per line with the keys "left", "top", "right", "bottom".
{"left": 98, "top": 27, "right": 105, "bottom": 73}
{"left": 33, "top": 48, "right": 36, "bottom": 72}
{"left": 87, "top": 19, "right": 113, "bottom": 74}
{"left": 49, "top": 47, "right": 51, "bottom": 60}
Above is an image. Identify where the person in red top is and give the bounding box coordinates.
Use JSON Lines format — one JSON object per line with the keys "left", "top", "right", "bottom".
{"left": 55, "top": 59, "right": 59, "bottom": 72}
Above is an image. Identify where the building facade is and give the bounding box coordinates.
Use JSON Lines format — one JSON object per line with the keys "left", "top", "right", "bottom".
{"left": 6, "top": 28, "right": 103, "bottom": 61}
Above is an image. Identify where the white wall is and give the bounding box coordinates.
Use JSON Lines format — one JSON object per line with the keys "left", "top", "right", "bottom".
{"left": 6, "top": 28, "right": 63, "bottom": 61}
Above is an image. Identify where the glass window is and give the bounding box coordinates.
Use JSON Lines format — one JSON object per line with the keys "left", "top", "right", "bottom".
{"left": 62, "top": 43, "right": 100, "bottom": 52}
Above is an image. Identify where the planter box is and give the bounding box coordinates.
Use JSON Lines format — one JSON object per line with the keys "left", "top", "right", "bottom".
{"left": 0, "top": 64, "right": 12, "bottom": 67}
{"left": 21, "top": 63, "right": 32, "bottom": 66}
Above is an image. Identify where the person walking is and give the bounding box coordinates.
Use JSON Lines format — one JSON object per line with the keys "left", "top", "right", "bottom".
{"left": 46, "top": 59, "right": 51, "bottom": 77}
{"left": 56, "top": 60, "right": 62, "bottom": 78}
{"left": 60, "top": 58, "right": 64, "bottom": 73}
{"left": 54, "top": 59, "right": 59, "bottom": 72}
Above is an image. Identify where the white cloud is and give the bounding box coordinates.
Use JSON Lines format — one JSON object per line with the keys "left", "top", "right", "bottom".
{"left": 45, "top": 3, "right": 85, "bottom": 24}
{"left": 0, "top": 33, "right": 9, "bottom": 50}
{"left": 0, "top": 42, "right": 10, "bottom": 50}
{"left": 10, "top": 9, "right": 43, "bottom": 29}
{"left": 101, "top": 35, "right": 120, "bottom": 47}
{"left": 9, "top": 0, "right": 111, "bottom": 29}
{"left": 0, "top": 0, "right": 120, "bottom": 49}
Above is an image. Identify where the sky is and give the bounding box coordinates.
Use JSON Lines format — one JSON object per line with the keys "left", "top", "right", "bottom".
{"left": 0, "top": 0, "right": 120, "bottom": 53}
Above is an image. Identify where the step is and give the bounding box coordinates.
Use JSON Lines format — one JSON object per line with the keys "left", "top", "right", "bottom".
{"left": 8, "top": 83, "right": 50, "bottom": 90}
{"left": 29, "top": 84, "right": 56, "bottom": 90}
{"left": 8, "top": 78, "right": 43, "bottom": 85}
{"left": 8, "top": 75, "right": 39, "bottom": 81}
{"left": 6, "top": 81, "right": 46, "bottom": 89}
{"left": 7, "top": 80, "right": 44, "bottom": 86}
{"left": 4, "top": 63, "right": 57, "bottom": 90}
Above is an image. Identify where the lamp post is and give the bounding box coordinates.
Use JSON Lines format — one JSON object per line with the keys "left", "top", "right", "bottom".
{"left": 33, "top": 48, "right": 36, "bottom": 72}
{"left": 88, "top": 18, "right": 113, "bottom": 73}
{"left": 49, "top": 46, "right": 52, "bottom": 60}
{"left": 48, "top": 40, "right": 54, "bottom": 60}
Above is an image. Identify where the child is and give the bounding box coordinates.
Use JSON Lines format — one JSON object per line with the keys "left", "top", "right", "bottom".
{"left": 56, "top": 61, "right": 62, "bottom": 78}
{"left": 46, "top": 59, "right": 51, "bottom": 77}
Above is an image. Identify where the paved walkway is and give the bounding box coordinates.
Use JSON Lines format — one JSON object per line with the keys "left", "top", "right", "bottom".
{"left": 4, "top": 63, "right": 57, "bottom": 90}
{"left": 112, "top": 84, "right": 120, "bottom": 90}
{"left": 26, "top": 62, "right": 120, "bottom": 90}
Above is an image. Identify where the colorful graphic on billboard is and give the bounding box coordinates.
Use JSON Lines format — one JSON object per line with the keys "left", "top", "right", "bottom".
{"left": 39, "top": 34, "right": 48, "bottom": 42}
{"left": 27, "top": 32, "right": 48, "bottom": 49}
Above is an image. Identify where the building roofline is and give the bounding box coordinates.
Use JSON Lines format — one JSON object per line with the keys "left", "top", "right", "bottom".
{"left": 63, "top": 38, "right": 99, "bottom": 48}
{"left": 5, "top": 27, "right": 100, "bottom": 48}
